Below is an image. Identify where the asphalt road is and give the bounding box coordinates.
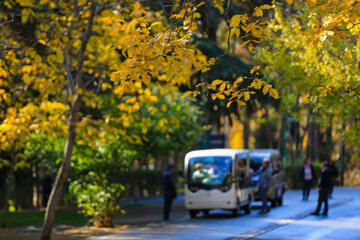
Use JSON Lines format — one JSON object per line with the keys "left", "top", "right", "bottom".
{"left": 88, "top": 187, "right": 360, "bottom": 240}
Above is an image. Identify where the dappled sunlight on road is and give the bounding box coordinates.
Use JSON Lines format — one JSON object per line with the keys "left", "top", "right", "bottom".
{"left": 290, "top": 218, "right": 360, "bottom": 230}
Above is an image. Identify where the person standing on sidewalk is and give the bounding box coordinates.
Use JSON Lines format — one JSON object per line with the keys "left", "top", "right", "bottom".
{"left": 162, "top": 164, "right": 177, "bottom": 220}
{"left": 311, "top": 161, "right": 332, "bottom": 216}
{"left": 258, "top": 158, "right": 272, "bottom": 215}
{"left": 300, "top": 159, "right": 316, "bottom": 201}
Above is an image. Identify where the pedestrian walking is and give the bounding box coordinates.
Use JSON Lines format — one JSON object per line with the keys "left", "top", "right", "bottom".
{"left": 328, "top": 160, "right": 338, "bottom": 198}
{"left": 258, "top": 158, "right": 272, "bottom": 215}
{"left": 311, "top": 161, "right": 332, "bottom": 216}
{"left": 300, "top": 159, "right": 316, "bottom": 201}
{"left": 161, "top": 164, "right": 177, "bottom": 220}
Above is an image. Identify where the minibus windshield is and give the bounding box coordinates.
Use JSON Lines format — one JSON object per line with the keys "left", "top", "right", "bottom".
{"left": 187, "top": 156, "right": 232, "bottom": 187}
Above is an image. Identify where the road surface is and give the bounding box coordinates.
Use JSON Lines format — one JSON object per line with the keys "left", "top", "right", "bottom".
{"left": 88, "top": 187, "right": 360, "bottom": 240}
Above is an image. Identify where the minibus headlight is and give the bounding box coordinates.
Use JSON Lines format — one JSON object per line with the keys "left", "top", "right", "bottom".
{"left": 219, "top": 184, "right": 232, "bottom": 192}
{"left": 188, "top": 186, "right": 199, "bottom": 192}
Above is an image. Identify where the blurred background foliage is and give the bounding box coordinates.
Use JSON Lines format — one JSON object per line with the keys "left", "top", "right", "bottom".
{"left": 0, "top": 0, "right": 359, "bottom": 229}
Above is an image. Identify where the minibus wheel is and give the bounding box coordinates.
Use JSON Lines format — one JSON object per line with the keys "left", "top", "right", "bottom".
{"left": 189, "top": 210, "right": 198, "bottom": 218}
{"left": 278, "top": 194, "right": 283, "bottom": 206}
{"left": 232, "top": 200, "right": 240, "bottom": 216}
{"left": 271, "top": 190, "right": 278, "bottom": 207}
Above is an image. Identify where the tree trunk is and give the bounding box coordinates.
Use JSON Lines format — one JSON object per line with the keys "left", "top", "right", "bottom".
{"left": 278, "top": 116, "right": 286, "bottom": 162}
{"left": 243, "top": 113, "right": 250, "bottom": 149}
{"left": 2, "top": 151, "right": 16, "bottom": 228}
{"left": 40, "top": 96, "right": 81, "bottom": 240}
{"left": 295, "top": 121, "right": 301, "bottom": 158}
{"left": 325, "top": 125, "right": 333, "bottom": 160}
{"left": 264, "top": 107, "right": 273, "bottom": 148}
{"left": 308, "top": 122, "right": 319, "bottom": 161}
{"left": 1, "top": 167, "right": 14, "bottom": 227}
{"left": 339, "top": 122, "right": 346, "bottom": 186}
{"left": 40, "top": 1, "right": 96, "bottom": 238}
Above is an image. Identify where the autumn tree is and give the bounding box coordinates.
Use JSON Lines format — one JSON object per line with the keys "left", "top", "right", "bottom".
{"left": 1, "top": 0, "right": 218, "bottom": 238}
{"left": 2, "top": 0, "right": 330, "bottom": 238}
{"left": 255, "top": 3, "right": 360, "bottom": 162}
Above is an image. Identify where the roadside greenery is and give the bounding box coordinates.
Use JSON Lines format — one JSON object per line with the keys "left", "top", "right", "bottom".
{"left": 0, "top": 210, "right": 86, "bottom": 228}
{"left": 67, "top": 85, "right": 202, "bottom": 227}
{"left": 69, "top": 173, "right": 124, "bottom": 227}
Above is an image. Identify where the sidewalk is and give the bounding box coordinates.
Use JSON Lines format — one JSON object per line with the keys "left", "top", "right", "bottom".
{"left": 116, "top": 194, "right": 187, "bottom": 225}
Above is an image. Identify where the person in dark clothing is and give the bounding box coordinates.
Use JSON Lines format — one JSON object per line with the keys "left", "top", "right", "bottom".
{"left": 328, "top": 160, "right": 338, "bottom": 198}
{"left": 257, "top": 158, "right": 272, "bottom": 215}
{"left": 162, "top": 164, "right": 177, "bottom": 220}
{"left": 311, "top": 161, "right": 332, "bottom": 216}
{"left": 300, "top": 159, "right": 316, "bottom": 201}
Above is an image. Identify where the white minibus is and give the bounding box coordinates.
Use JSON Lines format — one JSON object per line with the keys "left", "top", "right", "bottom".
{"left": 184, "top": 149, "right": 252, "bottom": 218}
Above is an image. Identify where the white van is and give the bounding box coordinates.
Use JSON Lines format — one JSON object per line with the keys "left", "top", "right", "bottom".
{"left": 184, "top": 149, "right": 252, "bottom": 218}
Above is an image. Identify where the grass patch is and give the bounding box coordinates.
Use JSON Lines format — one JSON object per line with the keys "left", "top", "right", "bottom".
{"left": 0, "top": 210, "right": 87, "bottom": 228}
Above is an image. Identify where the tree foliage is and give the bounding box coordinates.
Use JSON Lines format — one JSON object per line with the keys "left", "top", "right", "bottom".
{"left": 255, "top": 3, "right": 360, "bottom": 148}
{"left": 1, "top": 0, "right": 359, "bottom": 237}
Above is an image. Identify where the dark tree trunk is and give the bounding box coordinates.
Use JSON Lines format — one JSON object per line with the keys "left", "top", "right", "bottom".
{"left": 243, "top": 114, "right": 250, "bottom": 149}
{"left": 2, "top": 151, "right": 16, "bottom": 228}
{"left": 264, "top": 107, "right": 273, "bottom": 148}
{"left": 1, "top": 167, "right": 14, "bottom": 227}
{"left": 325, "top": 125, "right": 333, "bottom": 160}
{"left": 306, "top": 110, "right": 319, "bottom": 161}
{"left": 278, "top": 116, "right": 286, "bottom": 161}
{"left": 295, "top": 121, "right": 301, "bottom": 158}
{"left": 339, "top": 122, "right": 346, "bottom": 186}
{"left": 308, "top": 122, "right": 319, "bottom": 161}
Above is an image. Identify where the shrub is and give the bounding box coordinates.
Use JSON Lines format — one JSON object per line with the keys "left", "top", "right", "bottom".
{"left": 69, "top": 172, "right": 125, "bottom": 227}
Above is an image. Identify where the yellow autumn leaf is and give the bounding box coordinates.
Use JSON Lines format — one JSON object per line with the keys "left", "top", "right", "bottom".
{"left": 133, "top": 1, "right": 141, "bottom": 9}
{"left": 238, "top": 101, "right": 246, "bottom": 106}
{"left": 38, "top": 40, "right": 46, "bottom": 45}
{"left": 253, "top": 7, "right": 263, "bottom": 17}
{"left": 261, "top": 5, "right": 273, "bottom": 10}
{"left": 110, "top": 71, "right": 120, "bottom": 82}
{"left": 217, "top": 94, "right": 225, "bottom": 100}
{"left": 227, "top": 101, "right": 234, "bottom": 108}
{"left": 182, "top": 91, "right": 193, "bottom": 99}
{"left": 248, "top": 43, "right": 254, "bottom": 53}
{"left": 230, "top": 15, "right": 241, "bottom": 28}
{"left": 269, "top": 88, "right": 279, "bottom": 99}
{"left": 263, "top": 86, "right": 269, "bottom": 95}
{"left": 219, "top": 82, "right": 227, "bottom": 92}
{"left": 211, "top": 79, "right": 223, "bottom": 86}
{"left": 77, "top": 88, "right": 83, "bottom": 95}
{"left": 151, "top": 21, "right": 161, "bottom": 28}
{"left": 250, "top": 66, "right": 261, "bottom": 74}
{"left": 244, "top": 92, "right": 250, "bottom": 101}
